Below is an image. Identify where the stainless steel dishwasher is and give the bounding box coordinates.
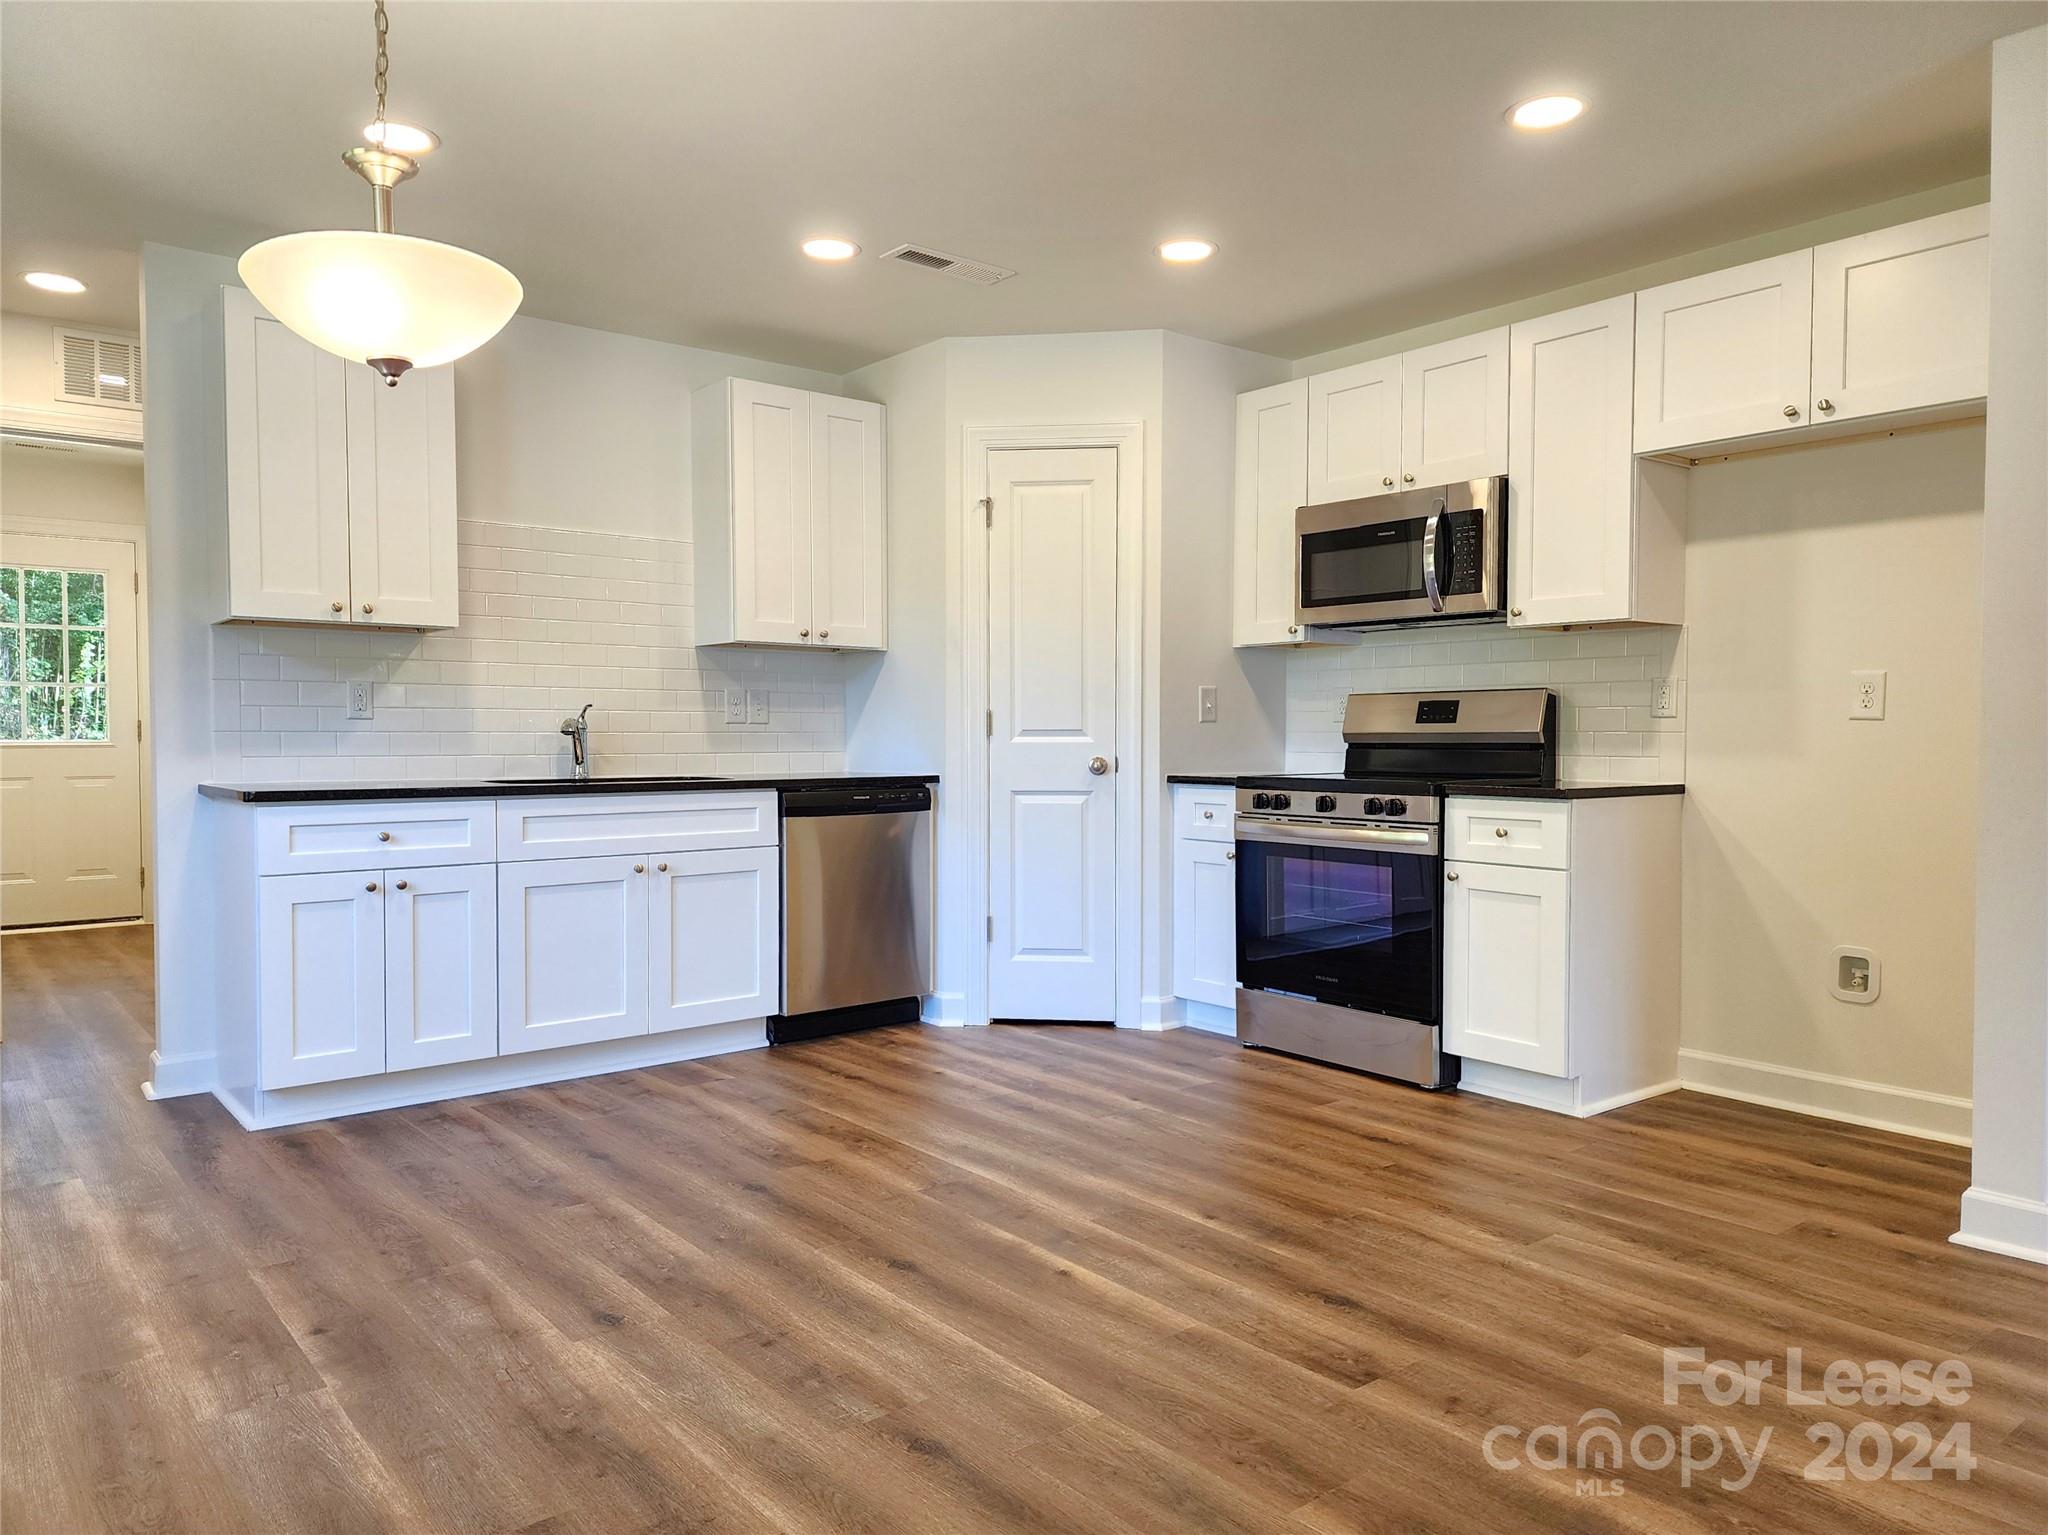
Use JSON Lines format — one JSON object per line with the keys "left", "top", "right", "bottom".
{"left": 770, "top": 783, "right": 934, "bottom": 1043}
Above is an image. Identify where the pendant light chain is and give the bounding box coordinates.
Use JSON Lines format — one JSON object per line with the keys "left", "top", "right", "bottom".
{"left": 372, "top": 0, "right": 390, "bottom": 141}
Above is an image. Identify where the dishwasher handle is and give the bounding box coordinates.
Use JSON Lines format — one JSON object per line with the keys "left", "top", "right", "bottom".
{"left": 782, "top": 784, "right": 933, "bottom": 817}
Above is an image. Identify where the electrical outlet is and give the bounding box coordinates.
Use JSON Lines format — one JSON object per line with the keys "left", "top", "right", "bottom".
{"left": 1197, "top": 684, "right": 1218, "bottom": 724}
{"left": 347, "top": 681, "right": 374, "bottom": 720}
{"left": 1850, "top": 669, "right": 1887, "bottom": 720}
{"left": 1651, "top": 678, "right": 1676, "bottom": 720}
{"left": 747, "top": 689, "right": 770, "bottom": 726}
{"left": 724, "top": 689, "right": 747, "bottom": 725}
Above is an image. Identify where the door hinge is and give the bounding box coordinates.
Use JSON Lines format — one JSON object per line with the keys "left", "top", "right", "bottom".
{"left": 980, "top": 496, "right": 993, "bottom": 528}
{"left": 133, "top": 572, "right": 140, "bottom": 594}
{"left": 139, "top": 866, "right": 147, "bottom": 890}
{"left": 986, "top": 709, "right": 993, "bottom": 738}
{"left": 136, "top": 718, "right": 143, "bottom": 742}
{"left": 987, "top": 914, "right": 994, "bottom": 942}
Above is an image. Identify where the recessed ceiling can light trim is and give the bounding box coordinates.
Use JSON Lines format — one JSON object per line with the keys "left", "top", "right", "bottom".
{"left": 362, "top": 119, "right": 440, "bottom": 155}
{"left": 1158, "top": 239, "right": 1217, "bottom": 263}
{"left": 1508, "top": 95, "right": 1587, "bottom": 131}
{"left": 801, "top": 238, "right": 861, "bottom": 262}
{"left": 22, "top": 271, "right": 87, "bottom": 294}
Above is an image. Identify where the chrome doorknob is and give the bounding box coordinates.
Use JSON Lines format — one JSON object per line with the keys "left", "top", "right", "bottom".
{"left": 1816, "top": 398, "right": 1834, "bottom": 413}
{"left": 1088, "top": 756, "right": 1109, "bottom": 776}
{"left": 1783, "top": 405, "right": 1800, "bottom": 419}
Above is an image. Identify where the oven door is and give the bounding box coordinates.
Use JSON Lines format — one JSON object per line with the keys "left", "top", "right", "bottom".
{"left": 1235, "top": 818, "right": 1441, "bottom": 1023}
{"left": 1296, "top": 479, "right": 1504, "bottom": 627}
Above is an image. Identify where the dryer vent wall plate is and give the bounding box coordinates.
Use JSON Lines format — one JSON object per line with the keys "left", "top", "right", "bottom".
{"left": 1830, "top": 945, "right": 1880, "bottom": 1004}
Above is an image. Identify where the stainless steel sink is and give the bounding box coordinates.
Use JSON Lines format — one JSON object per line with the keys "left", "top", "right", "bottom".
{"left": 485, "top": 775, "right": 725, "bottom": 786}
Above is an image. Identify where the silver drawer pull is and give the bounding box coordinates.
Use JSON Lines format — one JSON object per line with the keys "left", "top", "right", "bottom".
{"left": 378, "top": 830, "right": 393, "bottom": 842}
{"left": 1495, "top": 827, "right": 1509, "bottom": 838}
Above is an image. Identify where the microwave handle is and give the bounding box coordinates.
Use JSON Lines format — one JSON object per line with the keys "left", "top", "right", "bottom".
{"left": 1421, "top": 498, "right": 1447, "bottom": 613}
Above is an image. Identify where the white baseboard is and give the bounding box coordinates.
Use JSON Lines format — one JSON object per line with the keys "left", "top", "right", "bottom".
{"left": 1457, "top": 1060, "right": 1679, "bottom": 1118}
{"left": 1952, "top": 1186, "right": 2048, "bottom": 1266}
{"left": 921, "top": 993, "right": 973, "bottom": 1026}
{"left": 1677, "top": 1048, "right": 1971, "bottom": 1145}
{"left": 1134, "top": 995, "right": 1184, "bottom": 1031}
{"left": 142, "top": 1049, "right": 215, "bottom": 1100}
{"left": 1179, "top": 998, "right": 1238, "bottom": 1037}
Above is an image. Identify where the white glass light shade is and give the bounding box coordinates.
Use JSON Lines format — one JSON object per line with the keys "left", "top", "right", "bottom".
{"left": 237, "top": 230, "right": 522, "bottom": 371}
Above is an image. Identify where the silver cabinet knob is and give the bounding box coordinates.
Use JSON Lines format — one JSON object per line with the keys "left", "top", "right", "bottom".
{"left": 331, "top": 601, "right": 345, "bottom": 613}
{"left": 1783, "top": 405, "right": 1800, "bottom": 419}
{"left": 1287, "top": 624, "right": 1299, "bottom": 635}
{"left": 657, "top": 862, "right": 668, "bottom": 872}
{"left": 361, "top": 602, "right": 374, "bottom": 614}
{"left": 394, "top": 879, "right": 408, "bottom": 891}
{"left": 633, "top": 863, "right": 646, "bottom": 874}
{"left": 1816, "top": 398, "right": 1834, "bottom": 413}
{"left": 1381, "top": 476, "right": 1394, "bottom": 487}
{"left": 799, "top": 629, "right": 809, "bottom": 639}
{"left": 1509, "top": 607, "right": 1523, "bottom": 618}
{"left": 819, "top": 630, "right": 829, "bottom": 640}
{"left": 1446, "top": 871, "right": 1459, "bottom": 882}
{"left": 1402, "top": 472, "right": 1415, "bottom": 483}
{"left": 1495, "top": 827, "right": 1509, "bottom": 838}
{"left": 1088, "top": 756, "right": 1109, "bottom": 776}
{"left": 1225, "top": 850, "right": 1236, "bottom": 860}
{"left": 1202, "top": 809, "right": 1214, "bottom": 820}
{"left": 378, "top": 830, "right": 392, "bottom": 842}
{"left": 365, "top": 881, "right": 378, "bottom": 892}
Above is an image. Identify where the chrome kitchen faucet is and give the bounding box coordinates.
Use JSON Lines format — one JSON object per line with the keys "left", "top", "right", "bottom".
{"left": 561, "top": 702, "right": 595, "bottom": 781}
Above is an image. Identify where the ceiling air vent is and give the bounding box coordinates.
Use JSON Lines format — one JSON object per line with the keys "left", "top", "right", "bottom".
{"left": 55, "top": 327, "right": 143, "bottom": 410}
{"left": 879, "top": 243, "right": 1015, "bottom": 287}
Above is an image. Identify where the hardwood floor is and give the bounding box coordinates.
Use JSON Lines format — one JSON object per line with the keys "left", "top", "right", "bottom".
{"left": 3, "top": 925, "right": 2044, "bottom": 1534}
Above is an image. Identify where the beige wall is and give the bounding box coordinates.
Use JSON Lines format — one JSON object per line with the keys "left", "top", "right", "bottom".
{"left": 1, "top": 444, "right": 144, "bottom": 527}
{"left": 1680, "top": 425, "right": 1983, "bottom": 1116}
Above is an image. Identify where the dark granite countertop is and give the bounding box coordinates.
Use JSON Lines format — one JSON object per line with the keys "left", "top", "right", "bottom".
{"left": 1165, "top": 772, "right": 1270, "bottom": 786}
{"left": 1165, "top": 773, "right": 1683, "bottom": 801}
{"left": 199, "top": 773, "right": 939, "bottom": 805}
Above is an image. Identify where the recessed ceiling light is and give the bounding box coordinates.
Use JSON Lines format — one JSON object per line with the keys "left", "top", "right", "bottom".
{"left": 802, "top": 238, "right": 860, "bottom": 262}
{"left": 1158, "top": 239, "right": 1216, "bottom": 264}
{"left": 1508, "top": 95, "right": 1586, "bottom": 131}
{"left": 362, "top": 120, "right": 440, "bottom": 155}
{"left": 22, "top": 271, "right": 87, "bottom": 294}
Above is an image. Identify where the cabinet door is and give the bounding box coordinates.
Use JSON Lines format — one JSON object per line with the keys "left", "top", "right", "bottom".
{"left": 497, "top": 854, "right": 650, "bottom": 1054}
{"left": 1306, "top": 358, "right": 1401, "bottom": 504}
{"left": 223, "top": 286, "right": 352, "bottom": 623}
{"left": 809, "top": 394, "right": 886, "bottom": 650}
{"left": 729, "top": 380, "right": 813, "bottom": 644}
{"left": 1507, "top": 297, "right": 1637, "bottom": 628}
{"left": 1399, "top": 327, "right": 1508, "bottom": 486}
{"left": 1172, "top": 837, "right": 1238, "bottom": 1010}
{"left": 344, "top": 361, "right": 459, "bottom": 628}
{"left": 385, "top": 863, "right": 497, "bottom": 1073}
{"left": 649, "top": 845, "right": 779, "bottom": 1032}
{"left": 1443, "top": 861, "right": 1569, "bottom": 1077}
{"left": 1233, "top": 379, "right": 1312, "bottom": 646}
{"left": 1634, "top": 251, "right": 1813, "bottom": 453}
{"left": 1811, "top": 205, "right": 1989, "bottom": 424}
{"left": 258, "top": 871, "right": 385, "bottom": 1088}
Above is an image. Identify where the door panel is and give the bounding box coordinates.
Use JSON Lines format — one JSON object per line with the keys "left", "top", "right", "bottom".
{"left": 1307, "top": 358, "right": 1401, "bottom": 504}
{"left": 650, "top": 845, "right": 778, "bottom": 1031}
{"left": 1634, "top": 251, "right": 1813, "bottom": 452}
{"left": 730, "top": 380, "right": 812, "bottom": 644}
{"left": 1234, "top": 379, "right": 1321, "bottom": 646}
{"left": 0, "top": 533, "right": 144, "bottom": 925}
{"left": 1172, "top": 837, "right": 1237, "bottom": 1009}
{"left": 1443, "top": 861, "right": 1569, "bottom": 1075}
{"left": 258, "top": 872, "right": 385, "bottom": 1088}
{"left": 385, "top": 863, "right": 497, "bottom": 1072}
{"left": 1400, "top": 328, "right": 1509, "bottom": 485}
{"left": 809, "top": 394, "right": 886, "bottom": 649}
{"left": 344, "top": 361, "right": 459, "bottom": 626}
{"left": 986, "top": 446, "right": 1117, "bottom": 1020}
{"left": 497, "top": 854, "right": 650, "bottom": 1053}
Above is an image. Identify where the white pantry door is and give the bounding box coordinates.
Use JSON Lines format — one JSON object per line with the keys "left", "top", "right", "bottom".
{"left": 985, "top": 446, "right": 1119, "bottom": 1021}
{"left": 0, "top": 532, "right": 143, "bottom": 926}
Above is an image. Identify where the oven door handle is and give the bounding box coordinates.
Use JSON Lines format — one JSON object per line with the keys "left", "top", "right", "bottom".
{"left": 1235, "top": 818, "right": 1440, "bottom": 856}
{"left": 1421, "top": 497, "right": 1447, "bottom": 613}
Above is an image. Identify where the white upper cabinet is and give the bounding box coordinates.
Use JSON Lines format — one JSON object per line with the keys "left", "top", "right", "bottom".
{"left": 694, "top": 379, "right": 886, "bottom": 650}
{"left": 1633, "top": 250, "right": 1814, "bottom": 453}
{"left": 1811, "top": 204, "right": 1989, "bottom": 425}
{"left": 1399, "top": 327, "right": 1509, "bottom": 486}
{"left": 1234, "top": 379, "right": 1308, "bottom": 646}
{"left": 1306, "top": 358, "right": 1400, "bottom": 503}
{"left": 223, "top": 286, "right": 459, "bottom": 628}
{"left": 1507, "top": 296, "right": 1683, "bottom": 629}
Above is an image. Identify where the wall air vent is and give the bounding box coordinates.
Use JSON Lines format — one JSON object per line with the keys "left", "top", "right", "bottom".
{"left": 55, "top": 327, "right": 143, "bottom": 410}
{"left": 878, "top": 243, "right": 1016, "bottom": 286}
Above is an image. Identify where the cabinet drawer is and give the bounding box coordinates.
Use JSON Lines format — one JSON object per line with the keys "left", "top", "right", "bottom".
{"left": 496, "top": 791, "right": 778, "bottom": 862}
{"left": 1445, "top": 797, "right": 1570, "bottom": 869}
{"left": 255, "top": 800, "right": 496, "bottom": 876}
{"left": 1175, "top": 786, "right": 1236, "bottom": 844}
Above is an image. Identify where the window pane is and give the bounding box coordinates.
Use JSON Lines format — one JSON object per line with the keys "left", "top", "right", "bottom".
{"left": 64, "top": 686, "right": 107, "bottom": 741}
{"left": 24, "top": 629, "right": 62, "bottom": 683}
{"left": 0, "top": 567, "right": 17, "bottom": 624}
{"left": 66, "top": 629, "right": 106, "bottom": 687}
{"left": 0, "top": 685, "right": 20, "bottom": 740}
{"left": 0, "top": 629, "right": 16, "bottom": 683}
{"left": 66, "top": 571, "right": 105, "bottom": 626}
{"left": 23, "top": 686, "right": 62, "bottom": 740}
{"left": 23, "top": 568, "right": 63, "bottom": 625}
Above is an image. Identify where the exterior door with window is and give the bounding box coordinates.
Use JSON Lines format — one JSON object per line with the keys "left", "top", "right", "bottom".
{"left": 0, "top": 533, "right": 143, "bottom": 926}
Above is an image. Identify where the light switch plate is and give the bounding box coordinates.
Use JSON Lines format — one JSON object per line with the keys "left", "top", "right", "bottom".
{"left": 1197, "top": 684, "right": 1218, "bottom": 724}
{"left": 724, "top": 689, "right": 747, "bottom": 724}
{"left": 1850, "top": 670, "right": 1887, "bottom": 720}
{"left": 347, "top": 681, "right": 374, "bottom": 720}
{"left": 747, "top": 689, "right": 770, "bottom": 725}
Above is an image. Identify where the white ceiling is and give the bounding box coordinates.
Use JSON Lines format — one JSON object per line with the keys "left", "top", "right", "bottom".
{"left": 3, "top": 1, "right": 2040, "bottom": 371}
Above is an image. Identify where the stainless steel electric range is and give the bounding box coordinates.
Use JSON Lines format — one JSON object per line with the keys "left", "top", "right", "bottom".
{"left": 1234, "top": 687, "right": 1559, "bottom": 1088}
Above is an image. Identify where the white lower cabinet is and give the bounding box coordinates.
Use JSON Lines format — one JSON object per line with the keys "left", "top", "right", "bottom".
{"left": 1170, "top": 784, "right": 1239, "bottom": 1020}
{"left": 258, "top": 872, "right": 388, "bottom": 1089}
{"left": 1442, "top": 793, "right": 1681, "bottom": 1117}
{"left": 650, "top": 845, "right": 780, "bottom": 1032}
{"left": 497, "top": 854, "right": 652, "bottom": 1054}
{"left": 385, "top": 863, "right": 498, "bottom": 1073}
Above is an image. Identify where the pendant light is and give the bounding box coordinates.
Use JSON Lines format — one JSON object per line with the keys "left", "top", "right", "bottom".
{"left": 238, "top": 0, "right": 521, "bottom": 385}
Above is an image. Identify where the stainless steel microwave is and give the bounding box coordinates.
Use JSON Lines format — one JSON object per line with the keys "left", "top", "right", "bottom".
{"left": 1295, "top": 476, "right": 1507, "bottom": 628}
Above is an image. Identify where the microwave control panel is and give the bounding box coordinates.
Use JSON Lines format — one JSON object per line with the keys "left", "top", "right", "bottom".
{"left": 1444, "top": 509, "right": 1486, "bottom": 594}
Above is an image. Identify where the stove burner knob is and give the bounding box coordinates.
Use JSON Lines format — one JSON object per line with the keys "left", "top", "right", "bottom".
{"left": 1361, "top": 796, "right": 1385, "bottom": 816}
{"left": 1269, "top": 793, "right": 1292, "bottom": 811}
{"left": 1315, "top": 795, "right": 1337, "bottom": 813}
{"left": 1250, "top": 792, "right": 1272, "bottom": 810}
{"left": 1384, "top": 797, "right": 1408, "bottom": 817}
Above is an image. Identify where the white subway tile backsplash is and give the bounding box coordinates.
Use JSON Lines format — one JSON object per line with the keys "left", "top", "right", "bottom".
{"left": 1284, "top": 621, "right": 1685, "bottom": 784}
{"left": 210, "top": 519, "right": 850, "bottom": 783}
